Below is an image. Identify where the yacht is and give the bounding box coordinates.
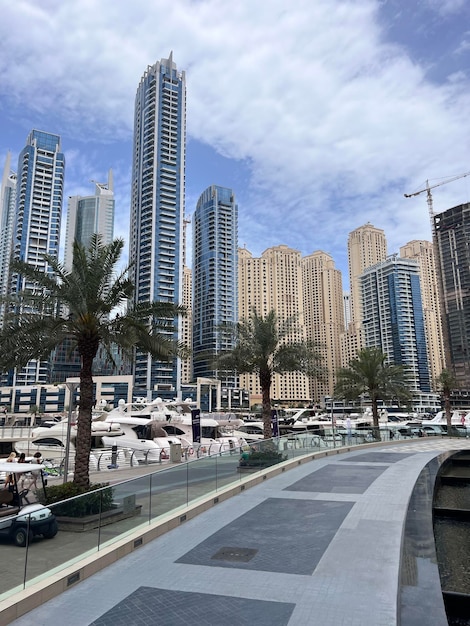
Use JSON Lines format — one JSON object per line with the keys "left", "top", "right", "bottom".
{"left": 13, "top": 413, "right": 123, "bottom": 461}
{"left": 102, "top": 398, "right": 247, "bottom": 458}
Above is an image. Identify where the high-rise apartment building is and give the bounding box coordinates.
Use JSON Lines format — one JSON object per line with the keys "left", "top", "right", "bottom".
{"left": 51, "top": 171, "right": 117, "bottom": 383}
{"left": 348, "top": 223, "right": 387, "bottom": 325}
{"left": 9, "top": 130, "right": 65, "bottom": 385}
{"left": 129, "top": 54, "right": 186, "bottom": 398}
{"left": 238, "top": 245, "right": 310, "bottom": 403}
{"left": 360, "top": 256, "right": 431, "bottom": 393}
{"left": 302, "top": 251, "right": 345, "bottom": 400}
{"left": 341, "top": 223, "right": 388, "bottom": 367}
{"left": 400, "top": 240, "right": 445, "bottom": 387}
{"left": 64, "top": 171, "right": 114, "bottom": 271}
{"left": 434, "top": 203, "right": 470, "bottom": 387}
{"left": 192, "top": 185, "right": 238, "bottom": 384}
{"left": 181, "top": 266, "right": 192, "bottom": 384}
{"left": 0, "top": 153, "right": 17, "bottom": 319}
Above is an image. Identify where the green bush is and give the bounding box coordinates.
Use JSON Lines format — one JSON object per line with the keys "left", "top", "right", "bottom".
{"left": 239, "top": 448, "right": 287, "bottom": 468}
{"left": 37, "top": 482, "right": 114, "bottom": 517}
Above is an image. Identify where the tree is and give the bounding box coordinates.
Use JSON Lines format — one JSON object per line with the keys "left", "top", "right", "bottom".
{"left": 334, "top": 347, "right": 412, "bottom": 440}
{"left": 435, "top": 368, "right": 458, "bottom": 434}
{"left": 216, "top": 309, "right": 325, "bottom": 439}
{"left": 0, "top": 235, "right": 186, "bottom": 488}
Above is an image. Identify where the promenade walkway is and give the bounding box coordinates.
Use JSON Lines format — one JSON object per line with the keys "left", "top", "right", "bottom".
{"left": 8, "top": 438, "right": 468, "bottom": 626}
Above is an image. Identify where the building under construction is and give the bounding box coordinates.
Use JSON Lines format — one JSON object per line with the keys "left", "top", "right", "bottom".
{"left": 434, "top": 202, "right": 470, "bottom": 388}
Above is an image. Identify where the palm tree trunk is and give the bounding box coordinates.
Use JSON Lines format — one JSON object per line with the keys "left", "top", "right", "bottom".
{"left": 371, "top": 397, "right": 381, "bottom": 441}
{"left": 260, "top": 367, "right": 272, "bottom": 440}
{"left": 73, "top": 347, "right": 96, "bottom": 488}
{"left": 444, "top": 391, "right": 452, "bottom": 436}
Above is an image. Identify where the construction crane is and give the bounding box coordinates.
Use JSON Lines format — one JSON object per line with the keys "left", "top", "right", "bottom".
{"left": 404, "top": 171, "right": 470, "bottom": 226}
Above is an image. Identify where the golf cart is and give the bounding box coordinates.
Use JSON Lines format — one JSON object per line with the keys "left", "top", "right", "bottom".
{"left": 0, "top": 461, "right": 58, "bottom": 547}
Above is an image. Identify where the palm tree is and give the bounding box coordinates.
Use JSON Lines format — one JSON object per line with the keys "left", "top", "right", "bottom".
{"left": 0, "top": 235, "right": 186, "bottom": 488}
{"left": 435, "top": 369, "right": 458, "bottom": 434}
{"left": 334, "top": 347, "right": 412, "bottom": 440}
{"left": 216, "top": 309, "right": 324, "bottom": 439}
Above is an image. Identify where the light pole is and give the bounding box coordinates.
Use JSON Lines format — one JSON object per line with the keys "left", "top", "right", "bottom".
{"left": 63, "top": 381, "right": 79, "bottom": 484}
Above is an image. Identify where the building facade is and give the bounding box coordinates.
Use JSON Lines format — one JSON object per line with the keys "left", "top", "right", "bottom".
{"left": 9, "top": 130, "right": 65, "bottom": 385}
{"left": 360, "top": 256, "right": 431, "bottom": 393}
{"left": 399, "top": 240, "right": 445, "bottom": 388}
{"left": 341, "top": 223, "right": 388, "bottom": 367}
{"left": 181, "top": 266, "right": 193, "bottom": 384}
{"left": 238, "top": 245, "right": 310, "bottom": 404}
{"left": 129, "top": 54, "right": 186, "bottom": 398}
{"left": 348, "top": 223, "right": 388, "bottom": 326}
{"left": 51, "top": 171, "right": 117, "bottom": 383}
{"left": 64, "top": 171, "right": 114, "bottom": 271}
{"left": 302, "top": 251, "right": 345, "bottom": 401}
{"left": 434, "top": 203, "right": 470, "bottom": 387}
{"left": 0, "top": 153, "right": 17, "bottom": 321}
{"left": 192, "top": 185, "right": 238, "bottom": 384}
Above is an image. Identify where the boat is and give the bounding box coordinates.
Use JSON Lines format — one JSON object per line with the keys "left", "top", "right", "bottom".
{"left": 13, "top": 413, "right": 124, "bottom": 462}
{"left": 102, "top": 397, "right": 247, "bottom": 458}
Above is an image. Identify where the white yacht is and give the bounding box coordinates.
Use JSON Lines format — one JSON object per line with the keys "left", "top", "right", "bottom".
{"left": 102, "top": 398, "right": 247, "bottom": 458}
{"left": 13, "top": 412, "right": 123, "bottom": 461}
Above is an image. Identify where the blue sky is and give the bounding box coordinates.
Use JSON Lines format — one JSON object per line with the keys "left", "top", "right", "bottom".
{"left": 1, "top": 0, "right": 470, "bottom": 286}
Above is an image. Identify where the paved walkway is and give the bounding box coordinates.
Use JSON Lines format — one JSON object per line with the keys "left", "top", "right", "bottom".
{"left": 9, "top": 438, "right": 468, "bottom": 626}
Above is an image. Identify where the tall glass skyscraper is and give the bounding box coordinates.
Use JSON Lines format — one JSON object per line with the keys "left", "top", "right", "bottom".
{"left": 0, "top": 153, "right": 17, "bottom": 320}
{"left": 129, "top": 54, "right": 186, "bottom": 398}
{"left": 360, "top": 255, "right": 431, "bottom": 393}
{"left": 64, "top": 171, "right": 114, "bottom": 271}
{"left": 10, "top": 130, "right": 65, "bottom": 385}
{"left": 51, "top": 171, "right": 117, "bottom": 383}
{"left": 192, "top": 185, "right": 238, "bottom": 385}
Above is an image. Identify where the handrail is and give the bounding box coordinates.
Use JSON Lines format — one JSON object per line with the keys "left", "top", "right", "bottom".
{"left": 0, "top": 427, "right": 448, "bottom": 602}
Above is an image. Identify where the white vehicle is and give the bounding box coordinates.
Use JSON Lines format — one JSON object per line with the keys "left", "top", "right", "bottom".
{"left": 0, "top": 461, "right": 58, "bottom": 546}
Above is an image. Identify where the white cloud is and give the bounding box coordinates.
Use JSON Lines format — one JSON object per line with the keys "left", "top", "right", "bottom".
{"left": 1, "top": 0, "right": 470, "bottom": 281}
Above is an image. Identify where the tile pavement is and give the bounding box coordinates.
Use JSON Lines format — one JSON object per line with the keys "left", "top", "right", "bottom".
{"left": 9, "top": 438, "right": 469, "bottom": 626}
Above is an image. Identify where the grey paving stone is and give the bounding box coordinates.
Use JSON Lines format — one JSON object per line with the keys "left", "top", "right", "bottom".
{"left": 176, "top": 497, "right": 353, "bottom": 575}
{"left": 285, "top": 463, "right": 386, "bottom": 493}
{"left": 341, "top": 452, "right": 413, "bottom": 463}
{"left": 89, "top": 586, "right": 295, "bottom": 626}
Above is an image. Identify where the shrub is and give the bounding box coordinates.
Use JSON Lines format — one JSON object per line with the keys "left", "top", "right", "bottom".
{"left": 239, "top": 447, "right": 287, "bottom": 468}
{"left": 37, "top": 482, "right": 114, "bottom": 517}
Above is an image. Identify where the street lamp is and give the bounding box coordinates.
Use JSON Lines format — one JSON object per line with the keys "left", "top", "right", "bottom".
{"left": 63, "top": 382, "right": 79, "bottom": 484}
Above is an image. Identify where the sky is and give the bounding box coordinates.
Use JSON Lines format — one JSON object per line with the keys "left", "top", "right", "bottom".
{"left": 1, "top": 0, "right": 470, "bottom": 287}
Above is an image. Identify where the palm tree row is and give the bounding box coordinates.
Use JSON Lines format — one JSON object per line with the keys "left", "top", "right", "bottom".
{"left": 2, "top": 235, "right": 449, "bottom": 485}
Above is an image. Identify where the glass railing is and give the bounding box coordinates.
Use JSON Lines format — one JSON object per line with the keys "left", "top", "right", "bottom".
{"left": 0, "top": 426, "right": 440, "bottom": 600}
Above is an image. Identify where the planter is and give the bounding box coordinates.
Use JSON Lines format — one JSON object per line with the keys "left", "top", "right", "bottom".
{"left": 56, "top": 504, "right": 142, "bottom": 532}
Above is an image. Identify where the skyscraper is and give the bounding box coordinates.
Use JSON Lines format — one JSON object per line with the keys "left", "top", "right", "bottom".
{"left": 341, "top": 223, "right": 387, "bottom": 367}
{"left": 10, "top": 130, "right": 65, "bottom": 385}
{"left": 51, "top": 171, "right": 117, "bottom": 383}
{"left": 434, "top": 203, "right": 470, "bottom": 387}
{"left": 0, "top": 153, "right": 17, "bottom": 319}
{"left": 238, "top": 245, "right": 310, "bottom": 403}
{"left": 129, "top": 54, "right": 186, "bottom": 398}
{"left": 360, "top": 255, "right": 431, "bottom": 393}
{"left": 192, "top": 185, "right": 238, "bottom": 384}
{"left": 400, "top": 240, "right": 445, "bottom": 387}
{"left": 348, "top": 223, "right": 387, "bottom": 326}
{"left": 64, "top": 171, "right": 114, "bottom": 271}
{"left": 302, "top": 251, "right": 345, "bottom": 400}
